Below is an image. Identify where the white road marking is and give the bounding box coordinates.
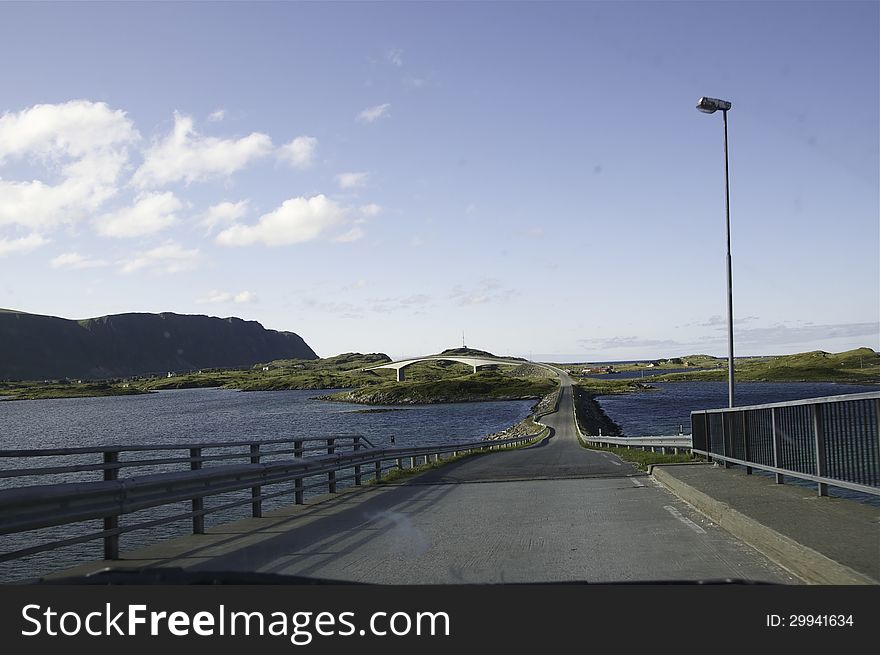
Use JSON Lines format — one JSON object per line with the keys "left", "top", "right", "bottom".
{"left": 663, "top": 505, "right": 707, "bottom": 534}
{"left": 630, "top": 478, "right": 645, "bottom": 487}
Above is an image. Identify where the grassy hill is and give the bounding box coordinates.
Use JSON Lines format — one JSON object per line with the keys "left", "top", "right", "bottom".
{"left": 646, "top": 348, "right": 879, "bottom": 383}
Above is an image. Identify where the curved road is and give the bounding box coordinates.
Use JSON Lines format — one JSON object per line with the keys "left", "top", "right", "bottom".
{"left": 122, "top": 372, "right": 797, "bottom": 584}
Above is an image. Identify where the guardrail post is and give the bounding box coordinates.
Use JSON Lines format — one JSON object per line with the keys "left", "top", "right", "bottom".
{"left": 771, "top": 408, "right": 784, "bottom": 484}
{"left": 410, "top": 456, "right": 416, "bottom": 469}
{"left": 813, "top": 405, "right": 828, "bottom": 497}
{"left": 250, "top": 443, "right": 262, "bottom": 518}
{"left": 294, "top": 440, "right": 304, "bottom": 504}
{"left": 396, "top": 458, "right": 403, "bottom": 469}
{"left": 353, "top": 436, "right": 362, "bottom": 486}
{"left": 190, "top": 447, "right": 204, "bottom": 534}
{"left": 375, "top": 460, "right": 382, "bottom": 482}
{"left": 103, "top": 450, "right": 119, "bottom": 560}
{"left": 327, "top": 438, "right": 337, "bottom": 493}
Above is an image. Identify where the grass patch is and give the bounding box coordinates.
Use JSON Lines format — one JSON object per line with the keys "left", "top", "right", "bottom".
{"left": 324, "top": 372, "right": 558, "bottom": 405}
{"left": 585, "top": 444, "right": 698, "bottom": 471}
{"left": 0, "top": 381, "right": 150, "bottom": 400}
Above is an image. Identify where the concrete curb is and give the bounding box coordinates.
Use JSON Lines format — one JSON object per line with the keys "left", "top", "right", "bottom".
{"left": 651, "top": 466, "right": 878, "bottom": 585}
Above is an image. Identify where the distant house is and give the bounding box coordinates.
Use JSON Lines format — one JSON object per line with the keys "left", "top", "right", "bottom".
{"left": 167, "top": 372, "right": 174, "bottom": 378}
{"left": 262, "top": 366, "right": 271, "bottom": 371}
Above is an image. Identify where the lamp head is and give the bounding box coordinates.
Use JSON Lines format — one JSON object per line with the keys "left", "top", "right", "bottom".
{"left": 696, "top": 97, "right": 732, "bottom": 114}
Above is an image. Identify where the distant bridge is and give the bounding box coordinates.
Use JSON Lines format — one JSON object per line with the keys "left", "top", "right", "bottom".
{"left": 365, "top": 355, "right": 555, "bottom": 381}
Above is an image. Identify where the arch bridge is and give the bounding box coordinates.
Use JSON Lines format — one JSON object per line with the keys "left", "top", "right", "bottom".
{"left": 365, "top": 355, "right": 553, "bottom": 381}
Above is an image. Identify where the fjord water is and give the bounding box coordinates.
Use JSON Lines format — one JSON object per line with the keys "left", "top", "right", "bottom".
{"left": 0, "top": 389, "right": 534, "bottom": 581}
{"left": 594, "top": 381, "right": 879, "bottom": 436}
{"left": 0, "top": 387, "right": 534, "bottom": 452}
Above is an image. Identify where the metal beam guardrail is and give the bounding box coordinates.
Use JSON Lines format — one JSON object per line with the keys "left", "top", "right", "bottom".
{"left": 691, "top": 391, "right": 880, "bottom": 497}
{"left": 571, "top": 386, "right": 692, "bottom": 453}
{"left": 580, "top": 434, "right": 692, "bottom": 452}
{"left": 0, "top": 431, "right": 543, "bottom": 565}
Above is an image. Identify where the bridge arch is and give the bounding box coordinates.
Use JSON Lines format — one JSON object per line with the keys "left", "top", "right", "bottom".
{"left": 365, "top": 356, "right": 556, "bottom": 382}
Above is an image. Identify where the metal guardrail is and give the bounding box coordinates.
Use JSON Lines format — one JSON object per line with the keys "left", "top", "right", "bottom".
{"left": 0, "top": 431, "right": 543, "bottom": 565}
{"left": 571, "top": 386, "right": 691, "bottom": 453}
{"left": 691, "top": 391, "right": 880, "bottom": 497}
{"left": 580, "top": 434, "right": 692, "bottom": 452}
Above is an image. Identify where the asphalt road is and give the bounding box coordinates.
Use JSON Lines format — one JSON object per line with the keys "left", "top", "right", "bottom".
{"left": 181, "top": 373, "right": 797, "bottom": 584}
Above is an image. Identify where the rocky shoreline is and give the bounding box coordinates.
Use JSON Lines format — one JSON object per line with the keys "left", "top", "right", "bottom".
{"left": 572, "top": 386, "right": 623, "bottom": 436}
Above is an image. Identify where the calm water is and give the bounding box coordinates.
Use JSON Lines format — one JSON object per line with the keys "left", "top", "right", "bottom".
{"left": 0, "top": 388, "right": 534, "bottom": 581}
{"left": 594, "top": 381, "right": 879, "bottom": 436}
{"left": 0, "top": 387, "right": 534, "bottom": 452}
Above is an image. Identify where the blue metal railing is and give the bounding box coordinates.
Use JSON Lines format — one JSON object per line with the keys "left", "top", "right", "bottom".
{"left": 691, "top": 391, "right": 880, "bottom": 497}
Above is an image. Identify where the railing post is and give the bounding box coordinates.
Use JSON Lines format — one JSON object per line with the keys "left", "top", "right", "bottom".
{"left": 327, "top": 438, "right": 337, "bottom": 493}
{"left": 743, "top": 412, "right": 752, "bottom": 475}
{"left": 720, "top": 412, "right": 731, "bottom": 468}
{"left": 771, "top": 407, "right": 784, "bottom": 484}
{"left": 396, "top": 458, "right": 403, "bottom": 469}
{"left": 353, "top": 436, "right": 362, "bottom": 486}
{"left": 103, "top": 450, "right": 119, "bottom": 560}
{"left": 250, "top": 443, "right": 262, "bottom": 518}
{"left": 375, "top": 460, "right": 382, "bottom": 482}
{"left": 813, "top": 405, "right": 828, "bottom": 497}
{"left": 190, "top": 447, "right": 204, "bottom": 534}
{"left": 294, "top": 439, "right": 304, "bottom": 504}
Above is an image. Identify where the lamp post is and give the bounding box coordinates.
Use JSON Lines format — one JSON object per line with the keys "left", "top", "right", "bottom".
{"left": 696, "top": 96, "right": 735, "bottom": 408}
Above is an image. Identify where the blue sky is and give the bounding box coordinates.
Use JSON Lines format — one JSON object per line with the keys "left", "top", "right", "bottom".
{"left": 0, "top": 1, "right": 877, "bottom": 361}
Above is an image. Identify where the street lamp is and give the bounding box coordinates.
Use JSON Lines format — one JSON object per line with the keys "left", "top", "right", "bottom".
{"left": 696, "top": 96, "right": 735, "bottom": 408}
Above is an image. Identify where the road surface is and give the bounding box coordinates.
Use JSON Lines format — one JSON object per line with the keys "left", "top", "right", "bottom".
{"left": 183, "top": 372, "right": 797, "bottom": 583}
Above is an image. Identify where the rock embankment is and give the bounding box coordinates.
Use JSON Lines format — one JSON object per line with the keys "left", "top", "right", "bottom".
{"left": 484, "top": 384, "right": 561, "bottom": 441}
{"left": 572, "top": 386, "right": 623, "bottom": 436}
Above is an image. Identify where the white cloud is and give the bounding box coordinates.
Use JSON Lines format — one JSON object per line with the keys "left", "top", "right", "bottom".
{"left": 196, "top": 290, "right": 257, "bottom": 304}
{"left": 359, "top": 203, "right": 382, "bottom": 217}
{"left": 216, "top": 194, "right": 348, "bottom": 246}
{"left": 120, "top": 240, "right": 200, "bottom": 274}
{"left": 278, "top": 136, "right": 317, "bottom": 169}
{"left": 336, "top": 172, "right": 369, "bottom": 189}
{"left": 94, "top": 191, "right": 181, "bottom": 238}
{"left": 404, "top": 77, "right": 426, "bottom": 89}
{"left": 207, "top": 109, "right": 226, "bottom": 122}
{"left": 131, "top": 112, "right": 272, "bottom": 188}
{"left": 199, "top": 200, "right": 249, "bottom": 232}
{"left": 0, "top": 100, "right": 137, "bottom": 229}
{"left": 387, "top": 48, "right": 404, "bottom": 67}
{"left": 335, "top": 226, "right": 365, "bottom": 242}
{"left": 356, "top": 103, "right": 391, "bottom": 124}
{"left": 0, "top": 233, "right": 48, "bottom": 257}
{"left": 0, "top": 100, "right": 137, "bottom": 162}
{"left": 50, "top": 252, "right": 108, "bottom": 269}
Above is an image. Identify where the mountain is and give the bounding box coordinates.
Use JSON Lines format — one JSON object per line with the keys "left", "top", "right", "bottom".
{"left": 0, "top": 309, "right": 318, "bottom": 380}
